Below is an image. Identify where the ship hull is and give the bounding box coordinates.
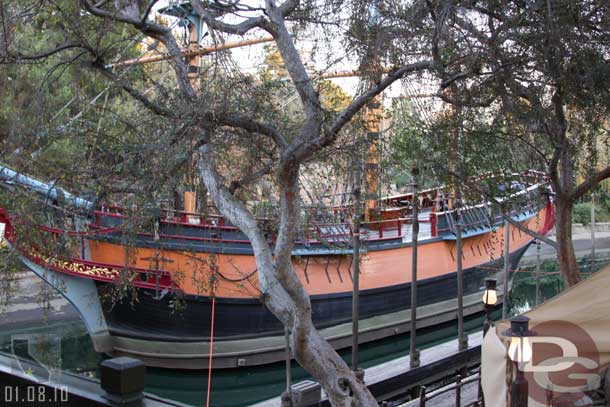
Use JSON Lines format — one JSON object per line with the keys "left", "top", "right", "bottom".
{"left": 98, "top": 243, "right": 529, "bottom": 368}
{"left": 0, "top": 171, "right": 555, "bottom": 369}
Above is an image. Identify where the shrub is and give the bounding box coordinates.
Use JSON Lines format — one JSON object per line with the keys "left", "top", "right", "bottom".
{"left": 573, "top": 202, "right": 610, "bottom": 225}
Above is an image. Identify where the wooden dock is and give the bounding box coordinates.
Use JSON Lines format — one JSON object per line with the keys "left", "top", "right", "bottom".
{"left": 251, "top": 331, "right": 483, "bottom": 406}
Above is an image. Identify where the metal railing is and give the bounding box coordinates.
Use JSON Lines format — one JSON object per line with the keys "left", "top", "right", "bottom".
{"left": 417, "top": 372, "right": 484, "bottom": 407}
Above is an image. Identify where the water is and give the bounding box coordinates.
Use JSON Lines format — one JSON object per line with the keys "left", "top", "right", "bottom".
{"left": 4, "top": 257, "right": 607, "bottom": 406}
{"left": 509, "top": 256, "right": 610, "bottom": 315}
{"left": 0, "top": 311, "right": 497, "bottom": 406}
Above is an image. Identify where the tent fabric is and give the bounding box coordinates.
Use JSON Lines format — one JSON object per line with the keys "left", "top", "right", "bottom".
{"left": 481, "top": 265, "right": 610, "bottom": 406}
{"left": 481, "top": 326, "right": 509, "bottom": 406}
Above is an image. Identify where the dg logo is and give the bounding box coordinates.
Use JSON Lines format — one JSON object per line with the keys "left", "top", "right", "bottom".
{"left": 521, "top": 320, "right": 601, "bottom": 404}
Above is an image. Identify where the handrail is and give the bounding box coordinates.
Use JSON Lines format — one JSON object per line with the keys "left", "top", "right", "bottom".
{"left": 419, "top": 372, "right": 483, "bottom": 407}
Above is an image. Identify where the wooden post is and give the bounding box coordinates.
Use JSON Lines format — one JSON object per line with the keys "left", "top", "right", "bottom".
{"left": 456, "top": 190, "right": 468, "bottom": 351}
{"left": 419, "top": 386, "right": 427, "bottom": 407}
{"left": 502, "top": 223, "right": 511, "bottom": 319}
{"left": 455, "top": 374, "right": 462, "bottom": 407}
{"left": 282, "top": 326, "right": 292, "bottom": 406}
{"left": 351, "top": 163, "right": 362, "bottom": 372}
{"left": 535, "top": 239, "right": 541, "bottom": 306}
{"left": 410, "top": 167, "right": 421, "bottom": 368}
{"left": 100, "top": 357, "right": 146, "bottom": 406}
{"left": 591, "top": 192, "right": 596, "bottom": 261}
{"left": 430, "top": 211, "right": 437, "bottom": 237}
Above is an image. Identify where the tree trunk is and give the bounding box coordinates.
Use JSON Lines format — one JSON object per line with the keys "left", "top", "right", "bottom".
{"left": 197, "top": 148, "right": 378, "bottom": 406}
{"left": 552, "top": 138, "right": 582, "bottom": 287}
{"left": 554, "top": 198, "right": 581, "bottom": 286}
{"left": 273, "top": 164, "right": 378, "bottom": 406}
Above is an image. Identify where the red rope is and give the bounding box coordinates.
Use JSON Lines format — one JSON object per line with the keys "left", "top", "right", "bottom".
{"left": 206, "top": 297, "right": 215, "bottom": 407}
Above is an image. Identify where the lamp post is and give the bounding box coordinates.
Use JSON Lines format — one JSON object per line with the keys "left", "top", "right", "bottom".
{"left": 482, "top": 278, "right": 497, "bottom": 335}
{"left": 506, "top": 316, "right": 534, "bottom": 407}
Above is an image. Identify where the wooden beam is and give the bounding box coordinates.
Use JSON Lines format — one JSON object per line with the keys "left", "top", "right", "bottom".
{"left": 108, "top": 38, "right": 437, "bottom": 99}
{"left": 108, "top": 37, "right": 275, "bottom": 68}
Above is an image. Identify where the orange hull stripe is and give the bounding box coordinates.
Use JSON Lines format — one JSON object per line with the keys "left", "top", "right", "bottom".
{"left": 88, "top": 207, "right": 548, "bottom": 298}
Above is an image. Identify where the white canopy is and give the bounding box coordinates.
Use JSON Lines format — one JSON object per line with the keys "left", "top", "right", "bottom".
{"left": 482, "top": 265, "right": 610, "bottom": 406}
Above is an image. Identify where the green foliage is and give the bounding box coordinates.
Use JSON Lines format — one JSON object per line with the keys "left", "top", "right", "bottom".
{"left": 573, "top": 202, "right": 610, "bottom": 225}
{"left": 0, "top": 245, "right": 22, "bottom": 315}
{"left": 386, "top": 100, "right": 537, "bottom": 195}
{"left": 510, "top": 257, "right": 610, "bottom": 309}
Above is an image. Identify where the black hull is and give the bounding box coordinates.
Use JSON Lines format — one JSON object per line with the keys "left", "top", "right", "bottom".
{"left": 98, "top": 243, "right": 530, "bottom": 343}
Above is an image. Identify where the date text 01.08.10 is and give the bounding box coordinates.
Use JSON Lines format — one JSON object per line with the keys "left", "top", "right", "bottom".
{"left": 3, "top": 385, "right": 69, "bottom": 405}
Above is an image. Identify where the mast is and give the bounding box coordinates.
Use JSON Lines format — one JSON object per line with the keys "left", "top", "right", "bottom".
{"left": 364, "top": 98, "right": 381, "bottom": 222}
{"left": 183, "top": 19, "right": 200, "bottom": 220}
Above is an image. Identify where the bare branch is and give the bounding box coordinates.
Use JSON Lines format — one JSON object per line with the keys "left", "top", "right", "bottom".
{"left": 141, "top": 0, "right": 159, "bottom": 24}
{"left": 277, "top": 0, "right": 299, "bottom": 16}
{"left": 502, "top": 212, "right": 557, "bottom": 249}
{"left": 265, "top": 0, "right": 321, "bottom": 124}
{"left": 2, "top": 43, "right": 85, "bottom": 63}
{"left": 192, "top": 0, "right": 268, "bottom": 35}
{"left": 439, "top": 72, "right": 468, "bottom": 89}
{"left": 210, "top": 113, "right": 288, "bottom": 149}
{"left": 571, "top": 165, "right": 610, "bottom": 201}
{"left": 437, "top": 89, "right": 498, "bottom": 108}
{"left": 82, "top": 0, "right": 153, "bottom": 27}
{"left": 92, "top": 62, "right": 176, "bottom": 117}
{"left": 228, "top": 162, "right": 274, "bottom": 194}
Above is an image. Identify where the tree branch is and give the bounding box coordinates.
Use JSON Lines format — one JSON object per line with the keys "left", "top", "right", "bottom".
{"left": 2, "top": 43, "right": 86, "bottom": 63}
{"left": 502, "top": 212, "right": 557, "bottom": 249}
{"left": 209, "top": 113, "right": 288, "bottom": 149}
{"left": 192, "top": 0, "right": 269, "bottom": 35}
{"left": 82, "top": 0, "right": 153, "bottom": 27}
{"left": 571, "top": 165, "right": 610, "bottom": 201}
{"left": 228, "top": 162, "right": 274, "bottom": 194}
{"left": 141, "top": 0, "right": 160, "bottom": 24}
{"left": 92, "top": 62, "right": 176, "bottom": 117}
{"left": 277, "top": 0, "right": 299, "bottom": 16}
{"left": 81, "top": 0, "right": 197, "bottom": 100}
{"left": 439, "top": 72, "right": 469, "bottom": 89}
{"left": 265, "top": 0, "right": 321, "bottom": 125}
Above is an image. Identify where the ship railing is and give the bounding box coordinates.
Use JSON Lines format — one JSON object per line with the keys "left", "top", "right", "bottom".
{"left": 380, "top": 171, "right": 548, "bottom": 210}
{"left": 360, "top": 215, "right": 433, "bottom": 241}
{"left": 96, "top": 205, "right": 238, "bottom": 228}
{"left": 433, "top": 182, "right": 547, "bottom": 236}
{"left": 417, "top": 371, "right": 484, "bottom": 407}
{"left": 309, "top": 223, "right": 352, "bottom": 240}
{"left": 93, "top": 180, "right": 547, "bottom": 244}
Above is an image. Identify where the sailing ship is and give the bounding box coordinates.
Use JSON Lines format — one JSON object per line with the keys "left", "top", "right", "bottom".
{"left": 0, "top": 165, "right": 554, "bottom": 369}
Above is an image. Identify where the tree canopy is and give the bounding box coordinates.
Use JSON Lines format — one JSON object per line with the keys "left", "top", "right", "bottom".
{"left": 2, "top": 1, "right": 610, "bottom": 405}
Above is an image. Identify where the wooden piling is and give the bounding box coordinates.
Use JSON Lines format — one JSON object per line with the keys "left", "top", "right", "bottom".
{"left": 535, "top": 239, "right": 541, "bottom": 306}
{"left": 351, "top": 163, "right": 362, "bottom": 371}
{"left": 502, "top": 223, "right": 510, "bottom": 319}
{"left": 410, "top": 167, "right": 420, "bottom": 368}
{"left": 456, "top": 192, "right": 468, "bottom": 351}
